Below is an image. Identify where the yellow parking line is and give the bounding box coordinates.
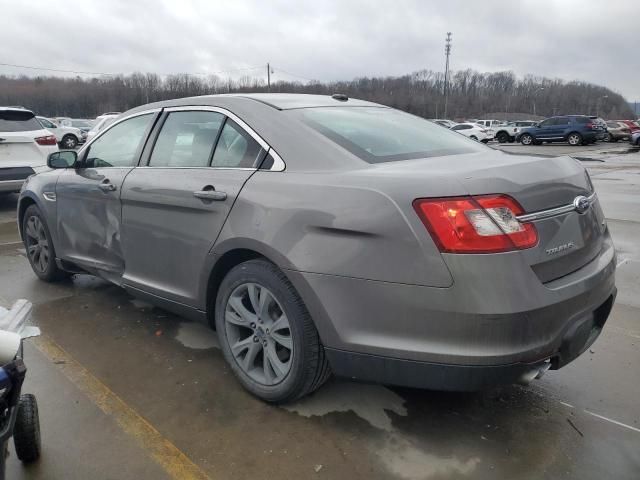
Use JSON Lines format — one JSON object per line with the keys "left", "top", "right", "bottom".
{"left": 31, "top": 335, "right": 212, "bottom": 480}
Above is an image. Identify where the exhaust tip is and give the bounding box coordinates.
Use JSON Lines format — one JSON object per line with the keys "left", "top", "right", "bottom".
{"left": 517, "top": 361, "right": 551, "bottom": 385}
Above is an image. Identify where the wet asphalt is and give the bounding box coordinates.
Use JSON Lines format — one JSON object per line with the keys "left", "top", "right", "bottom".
{"left": 1, "top": 143, "right": 639, "bottom": 480}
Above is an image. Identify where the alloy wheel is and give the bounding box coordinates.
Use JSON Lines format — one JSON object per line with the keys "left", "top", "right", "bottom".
{"left": 521, "top": 135, "right": 532, "bottom": 145}
{"left": 24, "top": 215, "right": 50, "bottom": 274}
{"left": 63, "top": 136, "right": 77, "bottom": 148}
{"left": 224, "top": 282, "right": 293, "bottom": 385}
{"left": 568, "top": 134, "right": 580, "bottom": 145}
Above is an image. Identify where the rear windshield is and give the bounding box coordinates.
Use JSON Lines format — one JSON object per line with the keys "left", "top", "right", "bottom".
{"left": 291, "top": 107, "right": 483, "bottom": 163}
{"left": 0, "top": 110, "right": 42, "bottom": 132}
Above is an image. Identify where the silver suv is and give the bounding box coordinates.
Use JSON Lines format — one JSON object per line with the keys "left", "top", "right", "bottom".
{"left": 18, "top": 94, "right": 616, "bottom": 403}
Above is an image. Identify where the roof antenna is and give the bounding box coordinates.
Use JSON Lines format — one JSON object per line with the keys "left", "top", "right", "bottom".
{"left": 331, "top": 93, "right": 348, "bottom": 102}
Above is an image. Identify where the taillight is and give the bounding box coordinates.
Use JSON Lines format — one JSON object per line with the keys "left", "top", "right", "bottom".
{"left": 35, "top": 135, "right": 57, "bottom": 146}
{"left": 413, "top": 194, "right": 538, "bottom": 253}
{"left": 585, "top": 122, "right": 594, "bottom": 129}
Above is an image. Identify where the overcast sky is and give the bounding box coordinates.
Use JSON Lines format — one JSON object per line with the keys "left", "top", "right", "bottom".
{"left": 1, "top": 0, "right": 638, "bottom": 99}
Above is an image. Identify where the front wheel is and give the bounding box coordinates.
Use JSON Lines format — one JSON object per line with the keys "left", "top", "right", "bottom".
{"left": 13, "top": 394, "right": 41, "bottom": 463}
{"left": 567, "top": 132, "right": 583, "bottom": 146}
{"left": 520, "top": 133, "right": 533, "bottom": 145}
{"left": 215, "top": 259, "right": 331, "bottom": 403}
{"left": 496, "top": 132, "right": 510, "bottom": 143}
{"left": 23, "top": 205, "right": 69, "bottom": 282}
{"left": 61, "top": 134, "right": 78, "bottom": 149}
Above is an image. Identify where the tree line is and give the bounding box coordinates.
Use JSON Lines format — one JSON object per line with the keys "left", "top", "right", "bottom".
{"left": 0, "top": 69, "right": 633, "bottom": 120}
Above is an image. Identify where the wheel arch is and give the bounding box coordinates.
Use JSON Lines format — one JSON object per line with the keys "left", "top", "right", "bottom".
{"left": 203, "top": 240, "right": 339, "bottom": 347}
{"left": 17, "top": 194, "right": 41, "bottom": 241}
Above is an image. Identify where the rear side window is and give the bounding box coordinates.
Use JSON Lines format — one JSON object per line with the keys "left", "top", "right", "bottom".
{"left": 0, "top": 110, "right": 42, "bottom": 132}
{"left": 149, "top": 111, "right": 224, "bottom": 167}
{"left": 211, "top": 119, "right": 264, "bottom": 168}
{"left": 292, "top": 107, "right": 482, "bottom": 163}
{"left": 84, "top": 114, "right": 153, "bottom": 168}
{"left": 574, "top": 117, "right": 591, "bottom": 124}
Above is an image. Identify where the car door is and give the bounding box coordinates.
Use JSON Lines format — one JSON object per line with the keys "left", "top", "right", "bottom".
{"left": 534, "top": 118, "right": 556, "bottom": 139}
{"left": 119, "top": 107, "right": 266, "bottom": 308}
{"left": 552, "top": 116, "right": 571, "bottom": 140}
{"left": 55, "top": 112, "right": 157, "bottom": 278}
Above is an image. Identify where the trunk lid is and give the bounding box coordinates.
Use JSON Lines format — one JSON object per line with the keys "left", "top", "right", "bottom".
{"left": 372, "top": 150, "right": 606, "bottom": 283}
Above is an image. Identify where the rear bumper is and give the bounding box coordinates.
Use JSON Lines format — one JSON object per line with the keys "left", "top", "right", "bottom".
{"left": 324, "top": 291, "right": 614, "bottom": 391}
{"left": 0, "top": 167, "right": 35, "bottom": 193}
{"left": 0, "top": 179, "right": 24, "bottom": 193}
{"left": 288, "top": 234, "right": 616, "bottom": 390}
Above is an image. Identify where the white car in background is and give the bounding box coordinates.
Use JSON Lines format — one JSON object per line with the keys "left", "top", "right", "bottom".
{"left": 85, "top": 114, "right": 119, "bottom": 142}
{"left": 450, "top": 122, "right": 493, "bottom": 143}
{"left": 36, "top": 116, "right": 84, "bottom": 149}
{"left": 0, "top": 108, "right": 58, "bottom": 194}
{"left": 430, "top": 118, "right": 457, "bottom": 128}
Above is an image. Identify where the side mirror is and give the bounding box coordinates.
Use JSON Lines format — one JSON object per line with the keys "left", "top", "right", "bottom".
{"left": 47, "top": 150, "right": 77, "bottom": 169}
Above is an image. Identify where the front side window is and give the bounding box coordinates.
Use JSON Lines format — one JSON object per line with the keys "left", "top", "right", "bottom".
{"left": 84, "top": 114, "right": 153, "bottom": 168}
{"left": 555, "top": 117, "right": 570, "bottom": 125}
{"left": 149, "top": 111, "right": 224, "bottom": 167}
{"left": 292, "top": 107, "right": 483, "bottom": 163}
{"left": 38, "top": 118, "right": 56, "bottom": 129}
{"left": 211, "top": 119, "right": 264, "bottom": 168}
{"left": 539, "top": 119, "right": 554, "bottom": 127}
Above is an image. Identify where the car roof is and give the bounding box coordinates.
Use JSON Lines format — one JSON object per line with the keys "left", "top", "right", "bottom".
{"left": 0, "top": 106, "right": 34, "bottom": 114}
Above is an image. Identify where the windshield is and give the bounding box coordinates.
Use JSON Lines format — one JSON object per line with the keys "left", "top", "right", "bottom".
{"left": 0, "top": 110, "right": 42, "bottom": 132}
{"left": 292, "top": 107, "right": 484, "bottom": 163}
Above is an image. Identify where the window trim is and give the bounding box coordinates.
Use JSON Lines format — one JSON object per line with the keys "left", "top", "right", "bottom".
{"left": 141, "top": 105, "right": 284, "bottom": 171}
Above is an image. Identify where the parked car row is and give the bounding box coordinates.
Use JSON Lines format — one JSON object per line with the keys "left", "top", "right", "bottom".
{"left": 433, "top": 115, "right": 640, "bottom": 147}
{"left": 0, "top": 107, "right": 119, "bottom": 195}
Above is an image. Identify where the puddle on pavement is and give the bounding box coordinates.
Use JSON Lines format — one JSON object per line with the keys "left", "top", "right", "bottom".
{"left": 284, "top": 380, "right": 407, "bottom": 431}
{"left": 376, "top": 434, "right": 480, "bottom": 480}
{"left": 175, "top": 321, "right": 220, "bottom": 349}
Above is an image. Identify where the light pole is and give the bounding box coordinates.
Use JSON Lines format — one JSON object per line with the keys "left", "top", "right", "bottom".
{"left": 443, "top": 32, "right": 452, "bottom": 119}
{"left": 533, "top": 87, "right": 545, "bottom": 117}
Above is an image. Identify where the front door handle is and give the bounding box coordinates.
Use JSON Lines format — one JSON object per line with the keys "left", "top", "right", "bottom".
{"left": 193, "top": 189, "right": 227, "bottom": 201}
{"left": 98, "top": 180, "right": 117, "bottom": 192}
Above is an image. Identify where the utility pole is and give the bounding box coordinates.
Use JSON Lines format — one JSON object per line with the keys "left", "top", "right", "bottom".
{"left": 267, "top": 62, "right": 271, "bottom": 92}
{"left": 443, "top": 32, "right": 452, "bottom": 119}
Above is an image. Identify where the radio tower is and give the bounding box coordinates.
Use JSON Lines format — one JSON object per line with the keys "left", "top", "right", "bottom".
{"left": 444, "top": 32, "right": 452, "bottom": 119}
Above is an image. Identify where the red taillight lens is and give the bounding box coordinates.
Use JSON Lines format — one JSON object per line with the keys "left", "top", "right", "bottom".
{"left": 585, "top": 122, "right": 594, "bottom": 129}
{"left": 35, "top": 135, "right": 57, "bottom": 146}
{"left": 413, "top": 195, "right": 538, "bottom": 253}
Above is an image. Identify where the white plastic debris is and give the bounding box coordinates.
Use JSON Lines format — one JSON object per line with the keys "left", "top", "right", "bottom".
{"left": 0, "top": 299, "right": 39, "bottom": 338}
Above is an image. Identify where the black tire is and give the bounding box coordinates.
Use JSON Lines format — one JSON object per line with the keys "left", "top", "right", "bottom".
{"left": 470, "top": 135, "right": 478, "bottom": 141}
{"left": 604, "top": 133, "right": 613, "bottom": 142}
{"left": 520, "top": 133, "right": 533, "bottom": 145}
{"left": 567, "top": 132, "right": 583, "bottom": 146}
{"left": 215, "top": 259, "right": 331, "bottom": 403}
{"left": 13, "top": 394, "right": 41, "bottom": 463}
{"left": 22, "top": 204, "right": 70, "bottom": 282}
{"left": 496, "top": 131, "right": 510, "bottom": 143}
{"left": 61, "top": 134, "right": 78, "bottom": 149}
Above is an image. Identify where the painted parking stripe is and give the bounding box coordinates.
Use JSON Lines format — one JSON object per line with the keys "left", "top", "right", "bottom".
{"left": 584, "top": 410, "right": 640, "bottom": 434}
{"left": 31, "top": 335, "right": 212, "bottom": 480}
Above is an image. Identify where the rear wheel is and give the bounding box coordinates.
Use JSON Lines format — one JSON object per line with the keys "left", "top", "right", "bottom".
{"left": 520, "top": 133, "right": 533, "bottom": 145}
{"left": 22, "top": 205, "right": 69, "bottom": 282}
{"left": 215, "top": 259, "right": 331, "bottom": 403}
{"left": 604, "top": 133, "right": 613, "bottom": 142}
{"left": 13, "top": 394, "right": 41, "bottom": 463}
{"left": 567, "top": 132, "right": 583, "bottom": 146}
{"left": 61, "top": 134, "right": 78, "bottom": 149}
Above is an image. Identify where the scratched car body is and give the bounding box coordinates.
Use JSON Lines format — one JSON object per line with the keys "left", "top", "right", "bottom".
{"left": 17, "top": 94, "right": 616, "bottom": 403}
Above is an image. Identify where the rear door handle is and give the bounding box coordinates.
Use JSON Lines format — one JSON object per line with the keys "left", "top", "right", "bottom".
{"left": 193, "top": 189, "right": 227, "bottom": 201}
{"left": 98, "top": 180, "right": 117, "bottom": 192}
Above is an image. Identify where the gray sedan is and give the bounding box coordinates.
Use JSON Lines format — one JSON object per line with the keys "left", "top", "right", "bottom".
{"left": 17, "top": 94, "right": 616, "bottom": 403}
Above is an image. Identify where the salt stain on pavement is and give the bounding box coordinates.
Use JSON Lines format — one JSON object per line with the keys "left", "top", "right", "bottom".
{"left": 284, "top": 380, "right": 407, "bottom": 431}
{"left": 377, "top": 434, "right": 480, "bottom": 480}
{"left": 175, "top": 322, "right": 220, "bottom": 350}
